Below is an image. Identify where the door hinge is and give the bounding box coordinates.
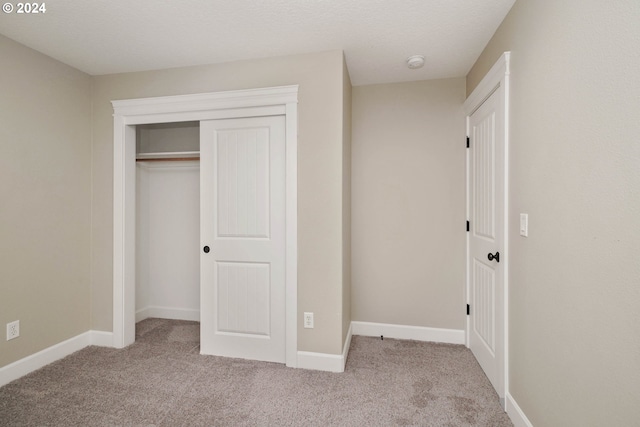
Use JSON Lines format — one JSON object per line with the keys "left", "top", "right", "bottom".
{"left": 466, "top": 221, "right": 470, "bottom": 232}
{"left": 466, "top": 136, "right": 470, "bottom": 148}
{"left": 467, "top": 304, "right": 470, "bottom": 315}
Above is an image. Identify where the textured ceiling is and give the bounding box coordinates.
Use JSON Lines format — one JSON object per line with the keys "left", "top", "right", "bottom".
{"left": 0, "top": 0, "right": 515, "bottom": 85}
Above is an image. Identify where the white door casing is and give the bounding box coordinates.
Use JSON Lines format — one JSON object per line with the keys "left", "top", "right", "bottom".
{"left": 465, "top": 52, "right": 510, "bottom": 403}
{"left": 111, "top": 86, "right": 298, "bottom": 367}
{"left": 200, "top": 117, "right": 286, "bottom": 362}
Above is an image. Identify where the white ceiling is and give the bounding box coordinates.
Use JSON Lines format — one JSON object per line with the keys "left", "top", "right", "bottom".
{"left": 0, "top": 0, "right": 515, "bottom": 86}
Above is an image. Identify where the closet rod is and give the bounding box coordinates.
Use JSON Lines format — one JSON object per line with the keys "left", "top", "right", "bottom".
{"left": 136, "top": 157, "right": 200, "bottom": 162}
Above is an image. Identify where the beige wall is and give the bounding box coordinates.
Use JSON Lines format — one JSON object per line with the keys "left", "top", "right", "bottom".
{"left": 341, "top": 55, "right": 352, "bottom": 344}
{"left": 91, "top": 50, "right": 349, "bottom": 355}
{"left": 351, "top": 78, "right": 466, "bottom": 329}
{"left": 468, "top": 1, "right": 640, "bottom": 425}
{"left": 0, "top": 35, "right": 92, "bottom": 368}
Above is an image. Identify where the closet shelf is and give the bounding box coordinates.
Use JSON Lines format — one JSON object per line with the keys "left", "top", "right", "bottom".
{"left": 136, "top": 151, "right": 200, "bottom": 162}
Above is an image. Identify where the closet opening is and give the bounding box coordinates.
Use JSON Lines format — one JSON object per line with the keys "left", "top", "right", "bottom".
{"left": 134, "top": 121, "right": 201, "bottom": 344}
{"left": 112, "top": 86, "right": 299, "bottom": 367}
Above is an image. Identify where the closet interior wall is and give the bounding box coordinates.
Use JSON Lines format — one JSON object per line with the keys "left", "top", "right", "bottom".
{"left": 135, "top": 122, "right": 201, "bottom": 323}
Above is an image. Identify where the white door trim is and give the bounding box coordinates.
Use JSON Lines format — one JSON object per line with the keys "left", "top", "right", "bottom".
{"left": 464, "top": 52, "right": 510, "bottom": 404}
{"left": 111, "top": 85, "right": 299, "bottom": 368}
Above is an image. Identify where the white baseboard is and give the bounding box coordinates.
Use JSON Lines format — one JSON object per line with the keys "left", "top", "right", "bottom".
{"left": 1, "top": 320, "right": 464, "bottom": 387}
{"left": 296, "top": 323, "right": 353, "bottom": 373}
{"left": 342, "top": 322, "right": 352, "bottom": 368}
{"left": 0, "top": 330, "right": 116, "bottom": 387}
{"left": 136, "top": 306, "right": 200, "bottom": 323}
{"left": 506, "top": 393, "right": 533, "bottom": 427}
{"left": 351, "top": 321, "right": 465, "bottom": 344}
{"left": 90, "top": 330, "right": 114, "bottom": 347}
{"left": 297, "top": 351, "right": 345, "bottom": 373}
{"left": 0, "top": 332, "right": 88, "bottom": 387}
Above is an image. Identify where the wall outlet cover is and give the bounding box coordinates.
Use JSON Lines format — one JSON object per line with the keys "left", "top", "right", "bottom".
{"left": 303, "top": 312, "right": 314, "bottom": 329}
{"left": 7, "top": 320, "right": 19, "bottom": 341}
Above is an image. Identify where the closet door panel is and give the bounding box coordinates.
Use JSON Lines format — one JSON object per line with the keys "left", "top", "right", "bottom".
{"left": 200, "top": 116, "right": 286, "bottom": 363}
{"left": 216, "top": 128, "right": 270, "bottom": 238}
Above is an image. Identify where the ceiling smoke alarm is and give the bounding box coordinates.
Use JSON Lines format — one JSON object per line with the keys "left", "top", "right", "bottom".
{"left": 406, "top": 55, "right": 425, "bottom": 69}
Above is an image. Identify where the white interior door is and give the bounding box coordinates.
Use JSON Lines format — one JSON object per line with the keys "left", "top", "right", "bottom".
{"left": 468, "top": 88, "right": 505, "bottom": 396}
{"left": 200, "top": 116, "right": 286, "bottom": 363}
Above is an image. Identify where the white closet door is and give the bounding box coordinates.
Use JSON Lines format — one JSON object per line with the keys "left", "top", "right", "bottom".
{"left": 200, "top": 116, "right": 286, "bottom": 363}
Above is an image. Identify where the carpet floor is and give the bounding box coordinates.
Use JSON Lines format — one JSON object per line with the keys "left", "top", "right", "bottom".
{"left": 0, "top": 318, "right": 512, "bottom": 426}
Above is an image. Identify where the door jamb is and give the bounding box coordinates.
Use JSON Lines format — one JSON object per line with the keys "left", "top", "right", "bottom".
{"left": 111, "top": 86, "right": 299, "bottom": 368}
{"left": 464, "top": 52, "right": 510, "bottom": 405}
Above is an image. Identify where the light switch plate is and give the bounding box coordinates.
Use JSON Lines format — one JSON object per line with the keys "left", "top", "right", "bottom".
{"left": 520, "top": 213, "right": 528, "bottom": 237}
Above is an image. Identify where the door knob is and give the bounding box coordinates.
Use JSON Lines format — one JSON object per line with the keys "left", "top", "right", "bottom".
{"left": 203, "top": 246, "right": 210, "bottom": 253}
{"left": 487, "top": 251, "right": 500, "bottom": 263}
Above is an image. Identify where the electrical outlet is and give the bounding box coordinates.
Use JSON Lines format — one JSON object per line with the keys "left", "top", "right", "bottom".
{"left": 303, "top": 312, "right": 314, "bottom": 329}
{"left": 7, "top": 320, "right": 19, "bottom": 341}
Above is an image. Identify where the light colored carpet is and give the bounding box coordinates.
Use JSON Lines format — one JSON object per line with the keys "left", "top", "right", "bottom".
{"left": 0, "top": 319, "right": 512, "bottom": 426}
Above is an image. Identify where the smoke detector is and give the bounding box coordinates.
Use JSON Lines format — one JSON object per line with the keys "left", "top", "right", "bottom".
{"left": 406, "top": 55, "right": 425, "bottom": 69}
